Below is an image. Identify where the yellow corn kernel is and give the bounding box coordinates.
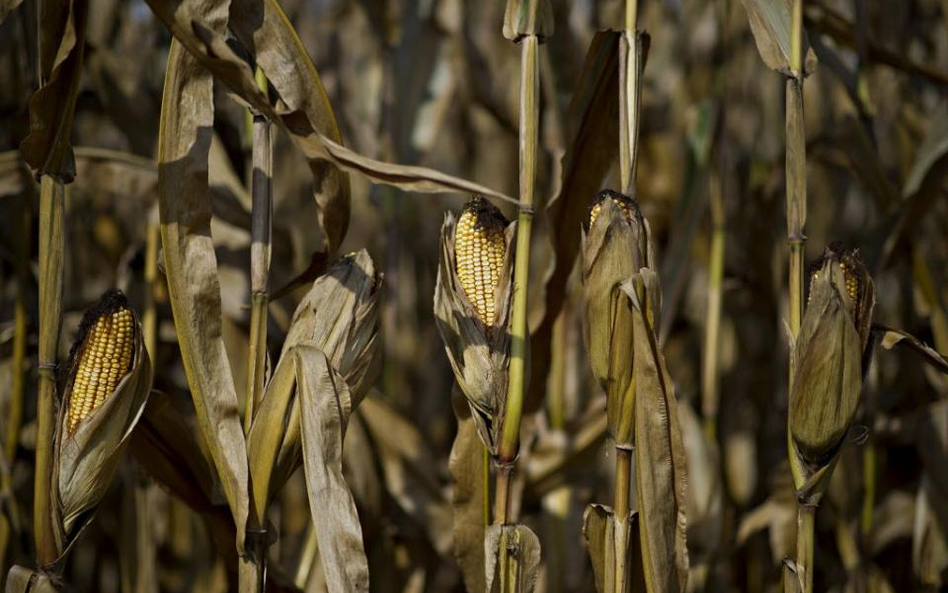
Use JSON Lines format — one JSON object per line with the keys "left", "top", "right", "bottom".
{"left": 67, "top": 307, "right": 134, "bottom": 434}
{"left": 589, "top": 190, "right": 636, "bottom": 228}
{"left": 454, "top": 196, "right": 508, "bottom": 324}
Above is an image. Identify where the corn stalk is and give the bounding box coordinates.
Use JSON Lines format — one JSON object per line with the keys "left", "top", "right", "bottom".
{"left": 612, "top": 2, "right": 644, "bottom": 590}
{"left": 35, "top": 176, "right": 65, "bottom": 568}
{"left": 495, "top": 4, "right": 541, "bottom": 526}
{"left": 241, "top": 66, "right": 272, "bottom": 593}
{"left": 786, "top": 1, "right": 812, "bottom": 590}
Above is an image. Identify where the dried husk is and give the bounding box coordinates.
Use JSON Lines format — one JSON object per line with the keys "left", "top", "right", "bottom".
{"left": 583, "top": 504, "right": 647, "bottom": 593}
{"left": 4, "top": 566, "right": 60, "bottom": 593}
{"left": 789, "top": 247, "right": 874, "bottom": 500}
{"left": 582, "top": 192, "right": 652, "bottom": 447}
{"left": 248, "top": 250, "right": 381, "bottom": 514}
{"left": 52, "top": 295, "right": 152, "bottom": 554}
{"left": 484, "top": 523, "right": 541, "bottom": 593}
{"left": 433, "top": 211, "right": 516, "bottom": 456}
{"left": 622, "top": 272, "right": 690, "bottom": 593}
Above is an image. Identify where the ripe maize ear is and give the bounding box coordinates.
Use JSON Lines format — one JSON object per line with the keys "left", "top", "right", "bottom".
{"left": 66, "top": 302, "right": 135, "bottom": 434}
{"left": 454, "top": 196, "right": 508, "bottom": 324}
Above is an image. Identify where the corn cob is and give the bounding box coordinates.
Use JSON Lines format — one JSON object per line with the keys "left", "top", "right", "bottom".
{"left": 66, "top": 298, "right": 135, "bottom": 434}
{"left": 454, "top": 196, "right": 508, "bottom": 324}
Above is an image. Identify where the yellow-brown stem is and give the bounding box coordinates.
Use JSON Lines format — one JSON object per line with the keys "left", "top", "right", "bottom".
{"left": 35, "top": 175, "right": 65, "bottom": 567}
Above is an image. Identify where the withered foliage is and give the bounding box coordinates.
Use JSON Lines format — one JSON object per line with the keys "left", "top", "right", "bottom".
{"left": 1, "top": 1, "right": 948, "bottom": 593}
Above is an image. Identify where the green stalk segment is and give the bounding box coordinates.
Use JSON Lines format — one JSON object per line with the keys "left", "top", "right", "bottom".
{"left": 496, "top": 33, "right": 539, "bottom": 524}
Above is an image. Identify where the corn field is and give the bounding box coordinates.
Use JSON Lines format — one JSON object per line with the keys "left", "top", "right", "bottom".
{"left": 1, "top": 0, "right": 948, "bottom": 591}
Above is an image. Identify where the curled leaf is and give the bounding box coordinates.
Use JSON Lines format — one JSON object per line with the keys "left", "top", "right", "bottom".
{"left": 622, "top": 272, "right": 689, "bottom": 593}
{"left": 297, "top": 347, "right": 370, "bottom": 593}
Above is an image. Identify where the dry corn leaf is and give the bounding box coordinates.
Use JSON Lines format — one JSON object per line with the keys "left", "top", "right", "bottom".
{"left": 3, "top": 566, "right": 59, "bottom": 593}
{"left": 622, "top": 271, "right": 689, "bottom": 593}
{"left": 502, "top": 0, "right": 553, "bottom": 41}
{"left": 249, "top": 250, "right": 380, "bottom": 526}
{"left": 248, "top": 352, "right": 298, "bottom": 519}
{"left": 913, "top": 476, "right": 948, "bottom": 587}
{"left": 448, "top": 390, "right": 488, "bottom": 593}
{"left": 157, "top": 39, "right": 250, "bottom": 553}
{"left": 145, "top": 0, "right": 517, "bottom": 254}
{"left": 130, "top": 390, "right": 223, "bottom": 514}
{"left": 877, "top": 326, "right": 948, "bottom": 376}
{"left": 296, "top": 346, "right": 370, "bottom": 593}
{"left": 359, "top": 395, "right": 452, "bottom": 555}
{"left": 528, "top": 30, "right": 621, "bottom": 414}
{"left": 738, "top": 0, "right": 816, "bottom": 76}
{"left": 19, "top": 0, "right": 89, "bottom": 180}
{"left": 0, "top": 0, "right": 24, "bottom": 24}
{"left": 583, "top": 504, "right": 646, "bottom": 593}
{"left": 878, "top": 109, "right": 948, "bottom": 270}
{"left": 485, "top": 523, "right": 541, "bottom": 593}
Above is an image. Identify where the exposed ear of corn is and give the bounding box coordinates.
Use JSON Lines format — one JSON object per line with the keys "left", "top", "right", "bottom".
{"left": 54, "top": 288, "right": 152, "bottom": 542}
{"left": 454, "top": 196, "right": 508, "bottom": 325}
{"left": 67, "top": 306, "right": 135, "bottom": 434}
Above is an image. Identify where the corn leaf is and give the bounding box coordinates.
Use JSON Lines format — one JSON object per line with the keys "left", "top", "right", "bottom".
{"left": 359, "top": 395, "right": 452, "bottom": 555}
{"left": 3, "top": 567, "right": 58, "bottom": 593}
{"left": 157, "top": 39, "right": 250, "bottom": 553}
{"left": 0, "top": 0, "right": 25, "bottom": 24}
{"left": 296, "top": 346, "right": 370, "bottom": 593}
{"left": 448, "top": 391, "right": 488, "bottom": 593}
{"left": 878, "top": 108, "right": 948, "bottom": 270}
{"left": 527, "top": 30, "right": 621, "bottom": 413}
{"left": 247, "top": 348, "right": 297, "bottom": 521}
{"left": 502, "top": 0, "right": 553, "bottom": 41}
{"left": 144, "top": 0, "right": 518, "bottom": 255}
{"left": 19, "top": 0, "right": 89, "bottom": 180}
{"left": 583, "top": 504, "right": 646, "bottom": 593}
{"left": 738, "top": 0, "right": 816, "bottom": 76}
{"left": 877, "top": 326, "right": 948, "bottom": 376}
{"left": 623, "top": 271, "right": 689, "bottom": 593}
{"left": 130, "top": 391, "right": 223, "bottom": 513}
{"left": 485, "top": 523, "right": 541, "bottom": 593}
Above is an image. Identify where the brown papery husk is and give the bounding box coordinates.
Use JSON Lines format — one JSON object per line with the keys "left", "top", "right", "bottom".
{"left": 247, "top": 250, "right": 381, "bottom": 516}
{"left": 790, "top": 270, "right": 864, "bottom": 486}
{"left": 582, "top": 196, "right": 652, "bottom": 447}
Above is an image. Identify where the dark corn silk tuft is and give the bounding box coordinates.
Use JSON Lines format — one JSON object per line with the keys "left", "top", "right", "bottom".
{"left": 454, "top": 196, "right": 509, "bottom": 325}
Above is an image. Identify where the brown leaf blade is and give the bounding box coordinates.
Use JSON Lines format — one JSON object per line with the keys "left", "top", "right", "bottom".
{"left": 485, "top": 524, "right": 541, "bottom": 593}
{"left": 623, "top": 273, "right": 689, "bottom": 593}
{"left": 157, "top": 39, "right": 250, "bottom": 552}
{"left": 448, "top": 393, "right": 488, "bottom": 593}
{"left": 19, "top": 0, "right": 89, "bottom": 180}
{"left": 296, "top": 347, "right": 370, "bottom": 593}
{"left": 528, "top": 30, "right": 622, "bottom": 412}
{"left": 738, "top": 0, "right": 816, "bottom": 75}
{"left": 143, "top": 0, "right": 518, "bottom": 255}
